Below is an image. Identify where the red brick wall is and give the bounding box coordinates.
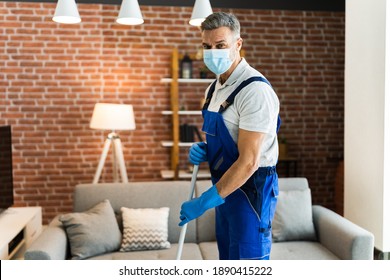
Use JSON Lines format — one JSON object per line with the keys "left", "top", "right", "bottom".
{"left": 0, "top": 2, "right": 345, "bottom": 223}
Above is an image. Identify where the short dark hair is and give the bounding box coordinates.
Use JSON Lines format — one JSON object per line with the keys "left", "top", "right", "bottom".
{"left": 201, "top": 12, "right": 240, "bottom": 39}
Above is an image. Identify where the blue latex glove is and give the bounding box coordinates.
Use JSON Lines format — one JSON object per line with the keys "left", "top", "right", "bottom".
{"left": 179, "top": 185, "right": 225, "bottom": 226}
{"left": 189, "top": 142, "right": 208, "bottom": 165}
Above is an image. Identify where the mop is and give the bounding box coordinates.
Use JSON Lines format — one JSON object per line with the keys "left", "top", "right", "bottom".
{"left": 176, "top": 164, "right": 199, "bottom": 260}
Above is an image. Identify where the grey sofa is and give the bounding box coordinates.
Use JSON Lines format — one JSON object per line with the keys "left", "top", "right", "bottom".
{"left": 25, "top": 178, "right": 374, "bottom": 260}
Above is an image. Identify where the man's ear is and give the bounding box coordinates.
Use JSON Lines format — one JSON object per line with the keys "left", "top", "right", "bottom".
{"left": 237, "top": 37, "right": 243, "bottom": 52}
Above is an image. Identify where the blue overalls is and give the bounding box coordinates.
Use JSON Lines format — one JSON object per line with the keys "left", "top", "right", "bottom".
{"left": 202, "top": 77, "right": 280, "bottom": 260}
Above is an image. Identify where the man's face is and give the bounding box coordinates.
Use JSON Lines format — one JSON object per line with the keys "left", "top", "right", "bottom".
{"left": 201, "top": 27, "right": 242, "bottom": 61}
{"left": 202, "top": 26, "right": 237, "bottom": 50}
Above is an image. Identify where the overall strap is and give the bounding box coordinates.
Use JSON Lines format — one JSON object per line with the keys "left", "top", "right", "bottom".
{"left": 202, "top": 80, "right": 218, "bottom": 111}
{"left": 218, "top": 76, "right": 271, "bottom": 113}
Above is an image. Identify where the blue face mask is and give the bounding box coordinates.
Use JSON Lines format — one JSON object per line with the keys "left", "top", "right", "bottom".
{"left": 203, "top": 49, "right": 233, "bottom": 75}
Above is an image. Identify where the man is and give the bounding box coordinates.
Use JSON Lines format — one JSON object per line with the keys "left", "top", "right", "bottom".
{"left": 179, "top": 12, "right": 280, "bottom": 260}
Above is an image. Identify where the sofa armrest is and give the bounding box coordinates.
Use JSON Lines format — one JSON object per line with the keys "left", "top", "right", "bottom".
{"left": 24, "top": 216, "right": 69, "bottom": 260}
{"left": 312, "top": 205, "right": 374, "bottom": 260}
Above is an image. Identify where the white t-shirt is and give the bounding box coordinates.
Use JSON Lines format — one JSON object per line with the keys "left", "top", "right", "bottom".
{"left": 205, "top": 58, "right": 280, "bottom": 167}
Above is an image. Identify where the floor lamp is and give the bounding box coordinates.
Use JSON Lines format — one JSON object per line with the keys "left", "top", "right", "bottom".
{"left": 90, "top": 103, "right": 136, "bottom": 184}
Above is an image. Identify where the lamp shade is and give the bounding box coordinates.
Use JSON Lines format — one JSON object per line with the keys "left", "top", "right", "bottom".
{"left": 90, "top": 103, "right": 136, "bottom": 131}
{"left": 189, "top": 0, "right": 213, "bottom": 26}
{"left": 116, "top": 0, "right": 144, "bottom": 25}
{"left": 52, "top": 0, "right": 81, "bottom": 24}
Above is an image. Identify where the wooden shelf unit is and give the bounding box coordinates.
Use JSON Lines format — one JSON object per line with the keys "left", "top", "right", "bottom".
{"left": 161, "top": 78, "right": 215, "bottom": 83}
{"left": 161, "top": 141, "right": 194, "bottom": 147}
{"left": 161, "top": 48, "right": 213, "bottom": 180}
{"left": 161, "top": 110, "right": 202, "bottom": 115}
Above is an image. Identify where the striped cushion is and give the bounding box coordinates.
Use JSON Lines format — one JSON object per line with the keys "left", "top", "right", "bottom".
{"left": 120, "top": 207, "right": 171, "bottom": 251}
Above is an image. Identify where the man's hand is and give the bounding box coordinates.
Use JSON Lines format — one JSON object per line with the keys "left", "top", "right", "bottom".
{"left": 188, "top": 142, "right": 208, "bottom": 165}
{"left": 179, "top": 185, "right": 224, "bottom": 226}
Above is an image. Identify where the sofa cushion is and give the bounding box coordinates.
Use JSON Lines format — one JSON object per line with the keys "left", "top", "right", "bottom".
{"left": 120, "top": 207, "right": 171, "bottom": 252}
{"left": 272, "top": 188, "right": 316, "bottom": 242}
{"left": 199, "top": 242, "right": 219, "bottom": 260}
{"left": 270, "top": 241, "right": 339, "bottom": 260}
{"left": 59, "top": 199, "right": 122, "bottom": 260}
{"left": 195, "top": 180, "right": 216, "bottom": 243}
{"left": 74, "top": 182, "right": 197, "bottom": 244}
{"left": 88, "top": 243, "right": 203, "bottom": 260}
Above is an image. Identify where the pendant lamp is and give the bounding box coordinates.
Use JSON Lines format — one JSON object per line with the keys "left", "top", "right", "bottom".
{"left": 189, "top": 0, "right": 213, "bottom": 26}
{"left": 52, "top": 0, "right": 81, "bottom": 24}
{"left": 116, "top": 0, "right": 144, "bottom": 25}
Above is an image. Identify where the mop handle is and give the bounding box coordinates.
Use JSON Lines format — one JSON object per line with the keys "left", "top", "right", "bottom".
{"left": 176, "top": 165, "right": 199, "bottom": 260}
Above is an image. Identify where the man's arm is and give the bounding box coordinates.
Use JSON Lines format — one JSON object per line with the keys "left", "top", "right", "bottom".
{"left": 178, "top": 128, "right": 266, "bottom": 226}
{"left": 215, "top": 128, "right": 265, "bottom": 198}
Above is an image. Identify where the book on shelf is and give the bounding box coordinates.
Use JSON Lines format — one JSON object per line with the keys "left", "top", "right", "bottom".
{"left": 180, "top": 124, "right": 194, "bottom": 142}
{"left": 193, "top": 126, "right": 203, "bottom": 142}
{"left": 180, "top": 124, "right": 204, "bottom": 142}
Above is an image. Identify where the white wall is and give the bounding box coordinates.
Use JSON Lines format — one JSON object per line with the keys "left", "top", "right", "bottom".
{"left": 345, "top": 0, "right": 390, "bottom": 252}
{"left": 385, "top": 0, "right": 390, "bottom": 253}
